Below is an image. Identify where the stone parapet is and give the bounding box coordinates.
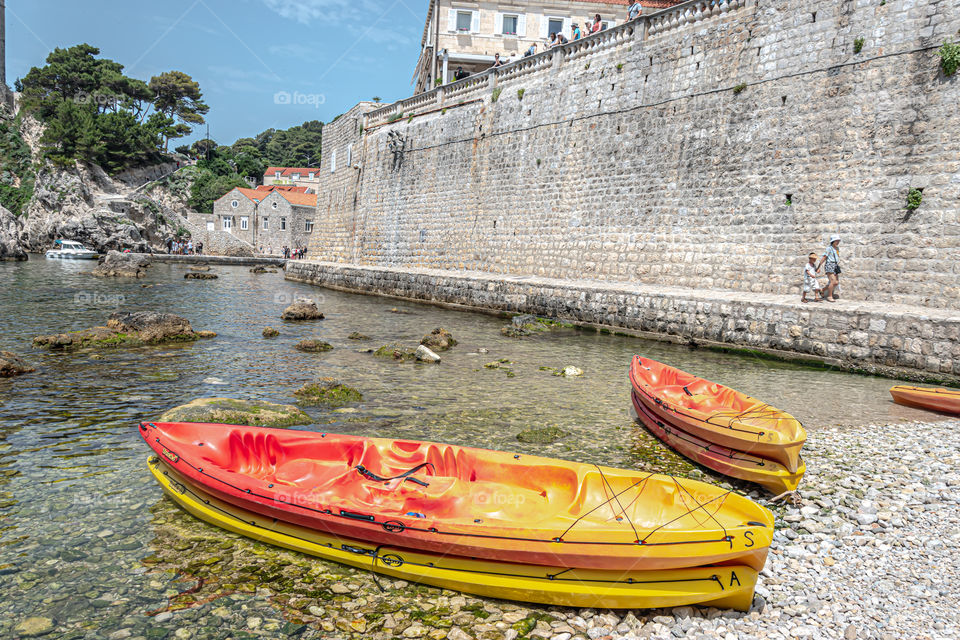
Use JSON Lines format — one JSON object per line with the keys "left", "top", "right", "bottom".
{"left": 286, "top": 260, "right": 960, "bottom": 383}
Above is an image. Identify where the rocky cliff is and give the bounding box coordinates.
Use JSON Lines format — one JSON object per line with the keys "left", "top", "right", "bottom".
{"left": 1, "top": 111, "right": 195, "bottom": 257}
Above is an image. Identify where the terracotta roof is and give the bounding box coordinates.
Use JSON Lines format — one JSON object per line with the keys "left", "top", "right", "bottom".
{"left": 235, "top": 187, "right": 268, "bottom": 203}
{"left": 256, "top": 185, "right": 309, "bottom": 193}
{"left": 264, "top": 167, "right": 320, "bottom": 177}
{"left": 276, "top": 191, "right": 319, "bottom": 207}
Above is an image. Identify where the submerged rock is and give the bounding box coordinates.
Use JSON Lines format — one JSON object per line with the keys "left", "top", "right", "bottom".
{"left": 262, "top": 327, "right": 280, "bottom": 338}
{"left": 516, "top": 426, "right": 570, "bottom": 444}
{"left": 250, "top": 264, "right": 278, "bottom": 274}
{"left": 295, "top": 339, "right": 333, "bottom": 353}
{"left": 189, "top": 265, "right": 211, "bottom": 272}
{"left": 282, "top": 300, "right": 324, "bottom": 321}
{"left": 89, "top": 250, "right": 149, "bottom": 278}
{"left": 373, "top": 344, "right": 417, "bottom": 360}
{"left": 415, "top": 344, "right": 441, "bottom": 363}
{"left": 348, "top": 332, "right": 371, "bottom": 340}
{"left": 0, "top": 351, "right": 35, "bottom": 377}
{"left": 501, "top": 315, "right": 573, "bottom": 338}
{"left": 294, "top": 378, "right": 363, "bottom": 406}
{"left": 14, "top": 616, "right": 54, "bottom": 637}
{"left": 32, "top": 311, "right": 213, "bottom": 350}
{"left": 158, "top": 397, "right": 312, "bottom": 428}
{"left": 420, "top": 327, "right": 457, "bottom": 351}
{"left": 184, "top": 272, "right": 218, "bottom": 280}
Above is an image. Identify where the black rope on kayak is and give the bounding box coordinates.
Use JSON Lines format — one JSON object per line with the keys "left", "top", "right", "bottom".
{"left": 592, "top": 464, "right": 641, "bottom": 544}
{"left": 639, "top": 482, "right": 731, "bottom": 545}
{"left": 355, "top": 462, "right": 436, "bottom": 488}
{"left": 554, "top": 475, "right": 652, "bottom": 542}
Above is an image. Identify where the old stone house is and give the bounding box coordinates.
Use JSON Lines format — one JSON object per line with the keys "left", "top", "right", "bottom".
{"left": 263, "top": 167, "right": 321, "bottom": 192}
{"left": 195, "top": 187, "right": 317, "bottom": 254}
{"left": 413, "top": 0, "right": 682, "bottom": 92}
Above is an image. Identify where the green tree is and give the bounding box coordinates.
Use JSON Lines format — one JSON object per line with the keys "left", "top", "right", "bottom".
{"left": 148, "top": 71, "right": 209, "bottom": 150}
{"left": 187, "top": 171, "right": 247, "bottom": 213}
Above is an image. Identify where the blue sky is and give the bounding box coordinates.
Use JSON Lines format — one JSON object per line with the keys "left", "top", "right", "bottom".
{"left": 6, "top": 0, "right": 426, "bottom": 145}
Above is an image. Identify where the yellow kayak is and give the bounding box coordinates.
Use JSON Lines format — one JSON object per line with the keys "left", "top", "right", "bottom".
{"left": 149, "top": 457, "right": 759, "bottom": 610}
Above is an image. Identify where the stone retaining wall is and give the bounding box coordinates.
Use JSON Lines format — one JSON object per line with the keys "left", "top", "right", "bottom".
{"left": 312, "top": 0, "right": 960, "bottom": 310}
{"left": 286, "top": 260, "right": 960, "bottom": 383}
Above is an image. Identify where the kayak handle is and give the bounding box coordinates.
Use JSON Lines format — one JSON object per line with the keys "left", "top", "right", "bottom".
{"left": 340, "top": 510, "right": 376, "bottom": 522}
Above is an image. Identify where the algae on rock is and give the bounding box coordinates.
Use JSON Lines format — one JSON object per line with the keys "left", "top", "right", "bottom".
{"left": 294, "top": 378, "right": 363, "bottom": 407}
{"left": 158, "top": 398, "right": 312, "bottom": 428}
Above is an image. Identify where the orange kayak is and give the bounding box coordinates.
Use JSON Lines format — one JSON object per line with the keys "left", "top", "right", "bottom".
{"left": 632, "top": 391, "right": 804, "bottom": 495}
{"left": 140, "top": 421, "right": 774, "bottom": 571}
{"left": 890, "top": 385, "right": 960, "bottom": 415}
{"left": 630, "top": 356, "right": 806, "bottom": 473}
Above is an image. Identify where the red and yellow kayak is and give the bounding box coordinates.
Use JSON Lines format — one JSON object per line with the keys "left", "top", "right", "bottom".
{"left": 629, "top": 356, "right": 806, "bottom": 473}
{"left": 149, "top": 456, "right": 760, "bottom": 610}
{"left": 890, "top": 385, "right": 960, "bottom": 415}
{"left": 140, "top": 421, "right": 774, "bottom": 571}
{"left": 632, "top": 391, "right": 804, "bottom": 495}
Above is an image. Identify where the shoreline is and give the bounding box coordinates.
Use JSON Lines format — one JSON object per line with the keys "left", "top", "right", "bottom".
{"left": 285, "top": 261, "right": 960, "bottom": 387}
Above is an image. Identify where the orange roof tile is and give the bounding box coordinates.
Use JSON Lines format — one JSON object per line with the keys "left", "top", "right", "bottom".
{"left": 277, "top": 191, "right": 319, "bottom": 207}
{"left": 236, "top": 187, "right": 268, "bottom": 203}
{"left": 264, "top": 167, "right": 320, "bottom": 177}
{"left": 256, "top": 185, "right": 309, "bottom": 193}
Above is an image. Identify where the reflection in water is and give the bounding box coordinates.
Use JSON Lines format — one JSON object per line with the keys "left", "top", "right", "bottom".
{"left": 0, "top": 259, "right": 934, "bottom": 636}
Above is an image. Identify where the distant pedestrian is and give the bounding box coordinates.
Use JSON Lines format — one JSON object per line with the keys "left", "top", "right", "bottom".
{"left": 166, "top": 238, "right": 173, "bottom": 254}
{"left": 454, "top": 66, "right": 468, "bottom": 81}
{"left": 197, "top": 241, "right": 203, "bottom": 255}
{"left": 491, "top": 53, "right": 505, "bottom": 68}
{"left": 571, "top": 23, "right": 582, "bottom": 40}
{"left": 524, "top": 43, "right": 537, "bottom": 58}
{"left": 590, "top": 14, "right": 603, "bottom": 34}
{"left": 801, "top": 253, "right": 823, "bottom": 303}
{"left": 628, "top": 1, "right": 643, "bottom": 21}
{"left": 816, "top": 235, "right": 842, "bottom": 302}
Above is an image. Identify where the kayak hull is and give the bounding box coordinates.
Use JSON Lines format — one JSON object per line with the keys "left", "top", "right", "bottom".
{"left": 140, "top": 421, "right": 774, "bottom": 571}
{"left": 890, "top": 386, "right": 960, "bottom": 415}
{"left": 150, "top": 457, "right": 758, "bottom": 610}
{"left": 629, "top": 356, "right": 806, "bottom": 473}
{"left": 632, "top": 391, "right": 804, "bottom": 495}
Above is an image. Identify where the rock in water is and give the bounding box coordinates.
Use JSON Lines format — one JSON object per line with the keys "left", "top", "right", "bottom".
{"left": 250, "top": 265, "right": 277, "bottom": 273}
{"left": 0, "top": 351, "right": 35, "bottom": 377}
{"left": 262, "top": 327, "right": 280, "bottom": 338}
{"left": 295, "top": 339, "right": 333, "bottom": 352}
{"left": 184, "top": 272, "right": 218, "bottom": 279}
{"left": 415, "top": 345, "right": 441, "bottom": 363}
{"left": 0, "top": 205, "right": 27, "bottom": 261}
{"left": 281, "top": 300, "right": 324, "bottom": 321}
{"left": 348, "top": 332, "right": 371, "bottom": 340}
{"left": 14, "top": 616, "right": 55, "bottom": 637}
{"left": 32, "top": 311, "right": 214, "bottom": 350}
{"left": 158, "top": 398, "right": 312, "bottom": 428}
{"left": 189, "top": 265, "right": 211, "bottom": 272}
{"left": 420, "top": 327, "right": 457, "bottom": 351}
{"left": 89, "top": 250, "right": 149, "bottom": 278}
{"left": 294, "top": 378, "right": 363, "bottom": 406}
{"left": 561, "top": 366, "right": 583, "bottom": 377}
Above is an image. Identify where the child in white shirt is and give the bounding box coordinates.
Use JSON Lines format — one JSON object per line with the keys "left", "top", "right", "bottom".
{"left": 802, "top": 252, "right": 823, "bottom": 303}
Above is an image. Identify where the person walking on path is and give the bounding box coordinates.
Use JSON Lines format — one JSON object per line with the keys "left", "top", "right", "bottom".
{"left": 802, "top": 252, "right": 823, "bottom": 303}
{"left": 817, "top": 235, "right": 842, "bottom": 302}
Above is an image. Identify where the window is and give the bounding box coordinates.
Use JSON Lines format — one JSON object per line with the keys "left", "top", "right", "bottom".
{"left": 271, "top": 201, "right": 278, "bottom": 210}
{"left": 305, "top": 220, "right": 314, "bottom": 232}
{"left": 280, "top": 217, "right": 286, "bottom": 230}
{"left": 291, "top": 173, "right": 300, "bottom": 180}
{"left": 346, "top": 144, "right": 352, "bottom": 167}
{"left": 206, "top": 222, "right": 214, "bottom": 232}
{"left": 240, "top": 216, "right": 248, "bottom": 230}
{"left": 222, "top": 216, "right": 232, "bottom": 231}
{"left": 275, "top": 171, "right": 281, "bottom": 178}
{"left": 331, "top": 148, "right": 337, "bottom": 173}
{"left": 503, "top": 15, "right": 518, "bottom": 35}
{"left": 263, "top": 217, "right": 269, "bottom": 230}
{"left": 548, "top": 18, "right": 564, "bottom": 37}
{"left": 231, "top": 199, "right": 239, "bottom": 209}
{"left": 456, "top": 11, "right": 472, "bottom": 31}
{"left": 308, "top": 172, "right": 315, "bottom": 179}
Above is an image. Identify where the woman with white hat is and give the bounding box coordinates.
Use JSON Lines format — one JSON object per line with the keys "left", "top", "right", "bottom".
{"left": 817, "top": 234, "right": 842, "bottom": 302}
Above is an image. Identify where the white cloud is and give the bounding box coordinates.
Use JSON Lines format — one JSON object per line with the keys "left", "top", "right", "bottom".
{"left": 262, "top": 0, "right": 374, "bottom": 25}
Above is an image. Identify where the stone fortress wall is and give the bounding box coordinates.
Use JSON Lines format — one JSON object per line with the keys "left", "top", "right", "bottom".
{"left": 309, "top": 0, "right": 960, "bottom": 310}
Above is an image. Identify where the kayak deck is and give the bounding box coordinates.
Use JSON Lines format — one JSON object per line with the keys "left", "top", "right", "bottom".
{"left": 149, "top": 456, "right": 758, "bottom": 610}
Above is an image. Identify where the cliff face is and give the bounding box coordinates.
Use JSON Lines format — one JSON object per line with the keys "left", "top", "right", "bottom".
{"left": 8, "top": 112, "right": 191, "bottom": 256}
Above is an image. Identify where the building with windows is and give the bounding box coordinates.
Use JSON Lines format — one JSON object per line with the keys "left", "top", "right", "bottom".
{"left": 262, "top": 166, "right": 321, "bottom": 192}
{"left": 197, "top": 187, "right": 318, "bottom": 254}
{"left": 413, "top": 0, "right": 681, "bottom": 92}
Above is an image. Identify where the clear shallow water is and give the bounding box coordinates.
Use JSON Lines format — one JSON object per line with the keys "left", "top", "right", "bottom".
{"left": 0, "top": 259, "right": 934, "bottom": 638}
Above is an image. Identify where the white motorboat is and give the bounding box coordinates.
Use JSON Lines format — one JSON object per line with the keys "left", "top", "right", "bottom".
{"left": 45, "top": 240, "right": 99, "bottom": 260}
